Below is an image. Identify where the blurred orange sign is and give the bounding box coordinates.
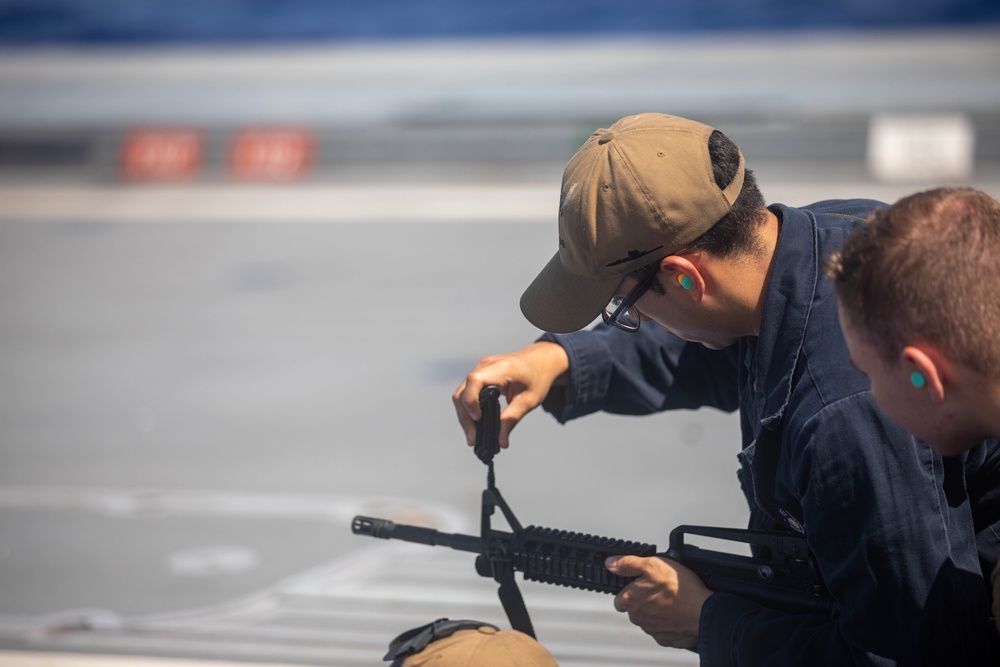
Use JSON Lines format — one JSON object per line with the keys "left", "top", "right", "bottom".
{"left": 230, "top": 129, "right": 314, "bottom": 181}
{"left": 121, "top": 129, "right": 203, "bottom": 181}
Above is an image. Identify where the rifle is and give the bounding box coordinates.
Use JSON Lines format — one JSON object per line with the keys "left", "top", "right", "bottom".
{"left": 352, "top": 386, "right": 836, "bottom": 636}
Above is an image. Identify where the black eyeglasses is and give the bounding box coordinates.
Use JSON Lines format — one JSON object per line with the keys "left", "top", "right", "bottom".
{"left": 602, "top": 264, "right": 660, "bottom": 332}
{"left": 384, "top": 618, "right": 498, "bottom": 664}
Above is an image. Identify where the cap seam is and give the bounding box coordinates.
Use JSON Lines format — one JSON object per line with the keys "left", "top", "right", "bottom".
{"left": 613, "top": 125, "right": 716, "bottom": 252}
{"left": 609, "top": 136, "right": 667, "bottom": 242}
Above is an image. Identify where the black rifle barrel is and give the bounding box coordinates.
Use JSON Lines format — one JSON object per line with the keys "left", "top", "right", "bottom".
{"left": 352, "top": 515, "right": 481, "bottom": 554}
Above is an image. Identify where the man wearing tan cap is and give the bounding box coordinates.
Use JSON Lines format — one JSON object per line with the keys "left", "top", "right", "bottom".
{"left": 453, "top": 113, "right": 1000, "bottom": 665}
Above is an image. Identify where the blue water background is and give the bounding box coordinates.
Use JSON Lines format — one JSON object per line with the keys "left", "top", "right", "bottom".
{"left": 1, "top": 0, "right": 999, "bottom": 45}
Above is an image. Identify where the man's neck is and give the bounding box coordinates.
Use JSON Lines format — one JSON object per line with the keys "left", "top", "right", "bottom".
{"left": 748, "top": 209, "right": 782, "bottom": 336}
{"left": 950, "top": 360, "right": 1000, "bottom": 442}
{"left": 971, "top": 376, "right": 1000, "bottom": 441}
{"left": 693, "top": 208, "right": 781, "bottom": 341}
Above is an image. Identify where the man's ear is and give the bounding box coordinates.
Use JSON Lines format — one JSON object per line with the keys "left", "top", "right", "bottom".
{"left": 901, "top": 345, "right": 947, "bottom": 403}
{"left": 660, "top": 255, "right": 704, "bottom": 301}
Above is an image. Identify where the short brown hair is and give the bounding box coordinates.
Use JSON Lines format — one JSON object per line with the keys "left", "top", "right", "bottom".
{"left": 826, "top": 187, "right": 1000, "bottom": 378}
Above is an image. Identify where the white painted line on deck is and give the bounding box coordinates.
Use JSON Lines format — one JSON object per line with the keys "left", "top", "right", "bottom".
{"left": 4, "top": 179, "right": 1000, "bottom": 225}
{"left": 0, "top": 484, "right": 469, "bottom": 531}
{"left": 0, "top": 651, "right": 306, "bottom": 667}
{"left": 0, "top": 185, "right": 555, "bottom": 224}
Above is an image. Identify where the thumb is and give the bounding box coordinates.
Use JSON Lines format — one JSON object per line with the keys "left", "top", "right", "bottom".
{"left": 605, "top": 554, "right": 647, "bottom": 577}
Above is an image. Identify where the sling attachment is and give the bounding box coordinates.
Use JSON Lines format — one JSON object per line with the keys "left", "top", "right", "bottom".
{"left": 477, "top": 476, "right": 536, "bottom": 638}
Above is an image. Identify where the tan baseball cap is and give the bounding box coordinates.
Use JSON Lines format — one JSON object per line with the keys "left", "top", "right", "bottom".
{"left": 400, "top": 626, "right": 558, "bottom": 666}
{"left": 520, "top": 113, "right": 745, "bottom": 333}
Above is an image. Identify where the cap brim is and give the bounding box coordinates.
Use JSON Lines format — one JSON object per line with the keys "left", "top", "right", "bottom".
{"left": 519, "top": 252, "right": 622, "bottom": 333}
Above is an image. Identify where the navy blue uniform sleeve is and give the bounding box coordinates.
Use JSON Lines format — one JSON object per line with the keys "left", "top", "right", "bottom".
{"left": 535, "top": 324, "right": 740, "bottom": 423}
{"left": 699, "top": 395, "right": 996, "bottom": 666}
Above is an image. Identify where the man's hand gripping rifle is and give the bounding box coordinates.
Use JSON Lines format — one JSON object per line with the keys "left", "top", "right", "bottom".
{"left": 352, "top": 386, "right": 836, "bottom": 637}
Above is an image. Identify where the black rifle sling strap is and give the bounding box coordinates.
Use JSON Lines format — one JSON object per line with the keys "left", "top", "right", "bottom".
{"left": 475, "top": 385, "right": 536, "bottom": 638}
{"left": 495, "top": 550, "right": 536, "bottom": 638}
{"left": 482, "top": 466, "right": 537, "bottom": 638}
